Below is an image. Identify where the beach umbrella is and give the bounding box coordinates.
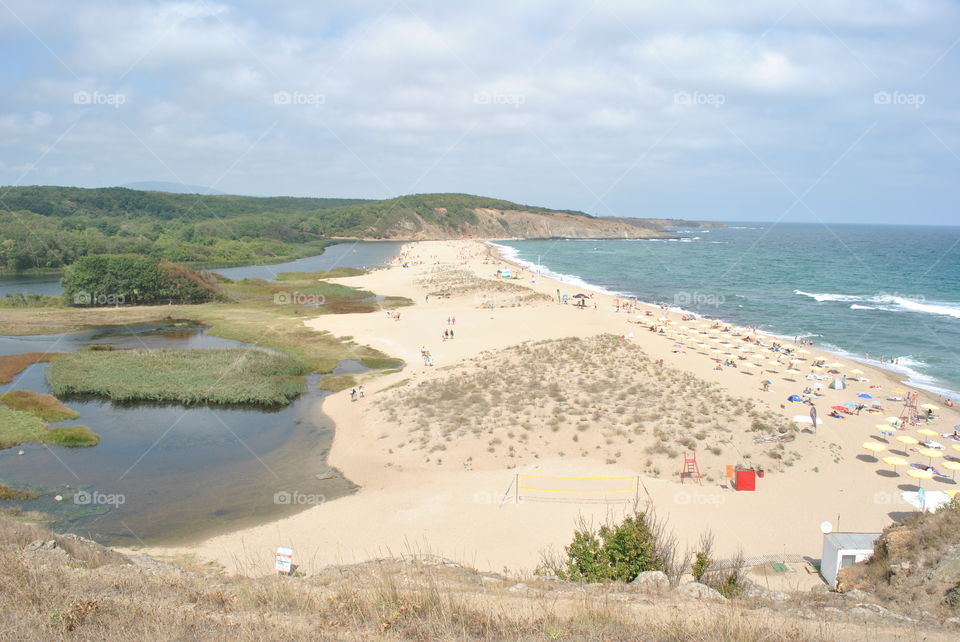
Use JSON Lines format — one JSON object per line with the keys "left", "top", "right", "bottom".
{"left": 850, "top": 368, "right": 865, "bottom": 375}
{"left": 858, "top": 393, "right": 873, "bottom": 399}
{"left": 920, "top": 404, "right": 940, "bottom": 411}
{"left": 892, "top": 388, "right": 907, "bottom": 393}
{"left": 876, "top": 424, "right": 897, "bottom": 437}
{"left": 896, "top": 435, "right": 920, "bottom": 446}
{"left": 907, "top": 468, "right": 934, "bottom": 489}
{"left": 798, "top": 348, "right": 811, "bottom": 354}
{"left": 942, "top": 460, "right": 960, "bottom": 479}
{"left": 885, "top": 417, "right": 900, "bottom": 424}
{"left": 946, "top": 489, "right": 960, "bottom": 499}
{"left": 828, "top": 362, "right": 845, "bottom": 368}
{"left": 741, "top": 362, "right": 758, "bottom": 368}
{"left": 917, "top": 428, "right": 939, "bottom": 437}
{"left": 918, "top": 447, "right": 944, "bottom": 462}
{"left": 953, "top": 444, "right": 960, "bottom": 453}
{"left": 862, "top": 442, "right": 886, "bottom": 453}
{"left": 882, "top": 455, "right": 908, "bottom": 470}
{"left": 786, "top": 368, "right": 801, "bottom": 373}
{"left": 809, "top": 366, "right": 824, "bottom": 372}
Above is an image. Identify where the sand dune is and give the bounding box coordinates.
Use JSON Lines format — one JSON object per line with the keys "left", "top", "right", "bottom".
{"left": 149, "top": 240, "right": 959, "bottom": 587}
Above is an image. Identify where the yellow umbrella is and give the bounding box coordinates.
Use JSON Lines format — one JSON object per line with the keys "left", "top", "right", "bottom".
{"left": 876, "top": 424, "right": 897, "bottom": 436}
{"left": 896, "top": 435, "right": 919, "bottom": 446}
{"left": 882, "top": 455, "right": 908, "bottom": 468}
{"left": 798, "top": 348, "right": 811, "bottom": 354}
{"left": 892, "top": 388, "right": 907, "bottom": 393}
{"left": 885, "top": 417, "right": 900, "bottom": 424}
{"left": 917, "top": 428, "right": 939, "bottom": 437}
{"left": 862, "top": 442, "right": 886, "bottom": 453}
{"left": 942, "top": 460, "right": 960, "bottom": 479}
{"left": 918, "top": 447, "right": 944, "bottom": 461}
{"left": 828, "top": 362, "right": 844, "bottom": 368}
{"left": 946, "top": 489, "right": 960, "bottom": 499}
{"left": 850, "top": 368, "right": 865, "bottom": 375}
{"left": 809, "top": 366, "right": 824, "bottom": 372}
{"left": 953, "top": 444, "right": 960, "bottom": 453}
{"left": 907, "top": 468, "right": 933, "bottom": 489}
{"left": 920, "top": 404, "right": 940, "bottom": 411}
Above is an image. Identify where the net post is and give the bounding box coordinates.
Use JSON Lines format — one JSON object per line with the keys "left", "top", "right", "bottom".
{"left": 514, "top": 473, "right": 519, "bottom": 505}
{"left": 635, "top": 476, "right": 640, "bottom": 503}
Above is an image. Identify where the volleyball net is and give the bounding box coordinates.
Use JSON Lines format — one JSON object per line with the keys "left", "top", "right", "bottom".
{"left": 511, "top": 473, "right": 642, "bottom": 504}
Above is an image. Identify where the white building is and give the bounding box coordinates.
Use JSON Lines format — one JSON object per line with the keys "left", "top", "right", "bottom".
{"left": 820, "top": 532, "right": 880, "bottom": 588}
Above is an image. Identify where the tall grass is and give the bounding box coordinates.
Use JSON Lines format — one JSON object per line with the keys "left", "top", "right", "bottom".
{"left": 48, "top": 348, "right": 308, "bottom": 406}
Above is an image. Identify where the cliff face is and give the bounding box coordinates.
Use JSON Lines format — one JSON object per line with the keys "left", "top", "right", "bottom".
{"left": 370, "top": 207, "right": 698, "bottom": 240}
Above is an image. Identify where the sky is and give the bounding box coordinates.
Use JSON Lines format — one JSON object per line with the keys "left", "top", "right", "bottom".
{"left": 1, "top": 0, "right": 958, "bottom": 224}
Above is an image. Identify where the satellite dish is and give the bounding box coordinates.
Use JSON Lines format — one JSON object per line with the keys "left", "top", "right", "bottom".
{"left": 820, "top": 521, "right": 833, "bottom": 534}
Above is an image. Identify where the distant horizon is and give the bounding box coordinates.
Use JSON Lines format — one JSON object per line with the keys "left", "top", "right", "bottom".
{"left": 5, "top": 180, "right": 958, "bottom": 227}
{"left": 1, "top": 1, "right": 957, "bottom": 226}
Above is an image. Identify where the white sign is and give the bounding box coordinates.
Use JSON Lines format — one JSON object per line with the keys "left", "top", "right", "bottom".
{"left": 275, "top": 546, "right": 293, "bottom": 574}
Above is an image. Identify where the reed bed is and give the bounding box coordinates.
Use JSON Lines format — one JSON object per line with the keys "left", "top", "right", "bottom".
{"left": 48, "top": 348, "right": 308, "bottom": 406}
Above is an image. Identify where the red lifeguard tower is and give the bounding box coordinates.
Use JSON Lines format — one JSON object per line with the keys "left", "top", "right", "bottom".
{"left": 680, "top": 451, "right": 702, "bottom": 484}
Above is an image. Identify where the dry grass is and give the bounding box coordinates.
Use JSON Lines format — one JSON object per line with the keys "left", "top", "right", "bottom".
{"left": 0, "top": 516, "right": 852, "bottom": 641}
{"left": 838, "top": 499, "right": 960, "bottom": 617}
{"left": 0, "top": 389, "right": 80, "bottom": 421}
{"left": 373, "top": 335, "right": 796, "bottom": 476}
{"left": 0, "top": 352, "right": 65, "bottom": 383}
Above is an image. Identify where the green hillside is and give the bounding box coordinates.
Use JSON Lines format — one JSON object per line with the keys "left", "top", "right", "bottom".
{"left": 0, "top": 187, "right": 589, "bottom": 272}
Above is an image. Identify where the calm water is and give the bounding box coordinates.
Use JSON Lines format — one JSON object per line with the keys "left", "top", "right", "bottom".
{"left": 0, "top": 241, "right": 404, "bottom": 297}
{"left": 0, "top": 322, "right": 355, "bottom": 545}
{"left": 496, "top": 224, "right": 960, "bottom": 397}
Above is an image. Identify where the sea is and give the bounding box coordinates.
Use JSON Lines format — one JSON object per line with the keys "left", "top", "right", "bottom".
{"left": 493, "top": 223, "right": 960, "bottom": 399}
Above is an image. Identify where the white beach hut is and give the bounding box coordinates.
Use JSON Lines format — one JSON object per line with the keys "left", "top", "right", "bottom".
{"left": 820, "top": 532, "right": 880, "bottom": 588}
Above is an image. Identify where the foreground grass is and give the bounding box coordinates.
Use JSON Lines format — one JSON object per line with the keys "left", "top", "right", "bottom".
{"left": 49, "top": 348, "right": 308, "bottom": 406}
{"left": 0, "top": 406, "right": 99, "bottom": 449}
{"left": 0, "top": 517, "right": 847, "bottom": 642}
{"left": 0, "top": 390, "right": 80, "bottom": 421}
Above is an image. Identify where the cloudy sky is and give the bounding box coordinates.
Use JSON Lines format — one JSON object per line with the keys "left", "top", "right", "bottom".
{"left": 1, "top": 0, "right": 957, "bottom": 224}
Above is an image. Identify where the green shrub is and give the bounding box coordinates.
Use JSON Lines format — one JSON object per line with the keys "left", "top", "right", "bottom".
{"left": 554, "top": 512, "right": 665, "bottom": 583}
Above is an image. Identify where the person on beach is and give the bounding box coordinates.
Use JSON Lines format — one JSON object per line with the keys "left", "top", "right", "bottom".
{"left": 350, "top": 389, "right": 357, "bottom": 402}
{"left": 449, "top": 329, "right": 454, "bottom": 339}
{"left": 358, "top": 385, "right": 365, "bottom": 398}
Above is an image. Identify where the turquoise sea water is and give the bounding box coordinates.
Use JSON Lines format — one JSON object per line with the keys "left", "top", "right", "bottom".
{"left": 496, "top": 224, "right": 960, "bottom": 397}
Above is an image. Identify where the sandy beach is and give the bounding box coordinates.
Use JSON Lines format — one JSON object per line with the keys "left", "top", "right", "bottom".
{"left": 146, "top": 240, "right": 960, "bottom": 586}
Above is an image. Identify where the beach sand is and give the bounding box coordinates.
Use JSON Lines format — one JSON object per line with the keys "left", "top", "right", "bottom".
{"left": 142, "top": 240, "right": 960, "bottom": 587}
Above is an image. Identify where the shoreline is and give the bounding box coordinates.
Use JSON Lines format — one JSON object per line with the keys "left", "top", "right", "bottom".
{"left": 135, "top": 239, "right": 960, "bottom": 582}
{"left": 489, "top": 240, "right": 960, "bottom": 401}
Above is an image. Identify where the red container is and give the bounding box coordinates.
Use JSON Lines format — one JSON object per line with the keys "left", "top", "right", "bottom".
{"left": 757, "top": 469, "right": 765, "bottom": 479}
{"left": 735, "top": 469, "right": 756, "bottom": 491}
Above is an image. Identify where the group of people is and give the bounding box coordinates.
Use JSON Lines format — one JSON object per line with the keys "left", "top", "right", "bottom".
{"left": 349, "top": 385, "right": 365, "bottom": 401}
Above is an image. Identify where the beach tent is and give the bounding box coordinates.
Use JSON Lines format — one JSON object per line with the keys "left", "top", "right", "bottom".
{"left": 830, "top": 378, "right": 845, "bottom": 390}
{"left": 787, "top": 394, "right": 802, "bottom": 402}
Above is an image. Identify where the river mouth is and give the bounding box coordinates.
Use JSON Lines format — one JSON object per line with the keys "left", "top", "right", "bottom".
{"left": 0, "top": 321, "right": 355, "bottom": 547}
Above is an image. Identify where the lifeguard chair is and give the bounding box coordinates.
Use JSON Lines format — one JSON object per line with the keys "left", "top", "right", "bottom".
{"left": 680, "top": 451, "right": 702, "bottom": 484}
